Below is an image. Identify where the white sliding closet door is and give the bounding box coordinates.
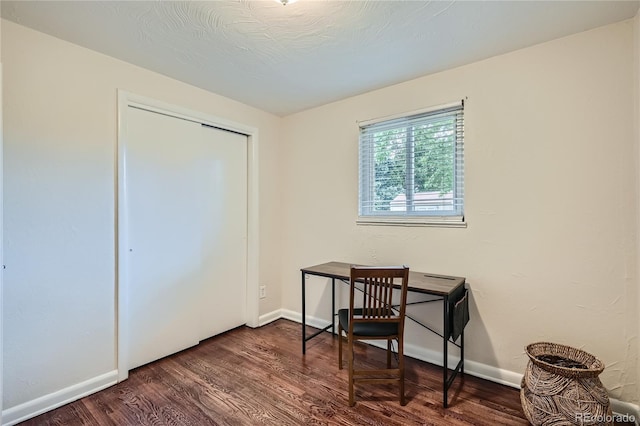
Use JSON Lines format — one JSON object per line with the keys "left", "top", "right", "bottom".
{"left": 124, "top": 106, "right": 247, "bottom": 370}
{"left": 198, "top": 125, "right": 247, "bottom": 340}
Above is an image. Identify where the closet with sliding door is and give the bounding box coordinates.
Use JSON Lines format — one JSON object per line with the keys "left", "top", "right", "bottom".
{"left": 121, "top": 101, "right": 248, "bottom": 371}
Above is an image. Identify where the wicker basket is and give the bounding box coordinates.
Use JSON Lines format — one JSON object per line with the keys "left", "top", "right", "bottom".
{"left": 520, "top": 342, "right": 612, "bottom": 426}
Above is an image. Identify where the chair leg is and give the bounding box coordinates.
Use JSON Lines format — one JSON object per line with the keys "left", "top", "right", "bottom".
{"left": 348, "top": 336, "right": 355, "bottom": 406}
{"left": 338, "top": 322, "right": 343, "bottom": 370}
{"left": 387, "top": 338, "right": 392, "bottom": 368}
{"left": 398, "top": 336, "right": 406, "bottom": 406}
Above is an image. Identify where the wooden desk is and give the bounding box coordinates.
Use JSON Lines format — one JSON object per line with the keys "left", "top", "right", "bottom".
{"left": 300, "top": 261, "right": 467, "bottom": 408}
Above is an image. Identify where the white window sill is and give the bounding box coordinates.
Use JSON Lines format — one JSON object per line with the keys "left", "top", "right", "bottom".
{"left": 356, "top": 216, "right": 467, "bottom": 228}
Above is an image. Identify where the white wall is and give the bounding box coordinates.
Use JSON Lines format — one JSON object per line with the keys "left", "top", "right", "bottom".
{"left": 281, "top": 20, "right": 639, "bottom": 404}
{"left": 1, "top": 18, "right": 282, "bottom": 417}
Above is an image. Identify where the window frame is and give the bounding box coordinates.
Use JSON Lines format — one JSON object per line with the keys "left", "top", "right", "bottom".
{"left": 357, "top": 101, "right": 466, "bottom": 228}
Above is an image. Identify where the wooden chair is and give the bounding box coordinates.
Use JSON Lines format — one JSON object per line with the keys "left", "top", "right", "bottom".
{"left": 338, "top": 265, "right": 410, "bottom": 406}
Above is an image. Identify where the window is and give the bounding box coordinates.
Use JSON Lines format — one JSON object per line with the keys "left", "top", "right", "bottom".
{"left": 358, "top": 101, "right": 465, "bottom": 227}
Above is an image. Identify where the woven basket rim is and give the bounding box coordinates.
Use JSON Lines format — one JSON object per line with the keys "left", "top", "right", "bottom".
{"left": 525, "top": 342, "right": 604, "bottom": 378}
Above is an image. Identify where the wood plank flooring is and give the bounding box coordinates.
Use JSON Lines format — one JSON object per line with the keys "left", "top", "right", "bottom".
{"left": 16, "top": 319, "right": 621, "bottom": 425}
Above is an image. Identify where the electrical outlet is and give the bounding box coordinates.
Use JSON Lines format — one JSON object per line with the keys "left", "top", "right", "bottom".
{"left": 259, "top": 285, "right": 266, "bottom": 299}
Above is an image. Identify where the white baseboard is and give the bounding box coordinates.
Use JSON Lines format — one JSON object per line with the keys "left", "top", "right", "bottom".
{"left": 258, "top": 309, "right": 284, "bottom": 326}
{"left": 610, "top": 399, "right": 640, "bottom": 425}
{"left": 280, "top": 308, "right": 310, "bottom": 325}
{"left": 278, "top": 310, "right": 639, "bottom": 422}
{"left": 2, "top": 370, "right": 118, "bottom": 426}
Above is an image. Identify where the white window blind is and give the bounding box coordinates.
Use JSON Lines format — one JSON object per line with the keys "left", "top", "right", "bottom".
{"left": 358, "top": 101, "right": 465, "bottom": 226}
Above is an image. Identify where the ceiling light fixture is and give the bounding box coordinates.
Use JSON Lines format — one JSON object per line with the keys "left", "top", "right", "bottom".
{"left": 276, "top": 0, "right": 298, "bottom": 5}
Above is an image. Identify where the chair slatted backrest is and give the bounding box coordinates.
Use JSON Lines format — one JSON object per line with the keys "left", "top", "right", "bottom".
{"left": 350, "top": 266, "right": 410, "bottom": 327}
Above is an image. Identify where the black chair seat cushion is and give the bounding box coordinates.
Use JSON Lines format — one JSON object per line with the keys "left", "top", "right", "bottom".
{"left": 338, "top": 308, "right": 399, "bottom": 337}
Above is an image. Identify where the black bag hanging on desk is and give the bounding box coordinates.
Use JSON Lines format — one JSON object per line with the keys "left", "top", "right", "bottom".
{"left": 449, "top": 288, "right": 469, "bottom": 341}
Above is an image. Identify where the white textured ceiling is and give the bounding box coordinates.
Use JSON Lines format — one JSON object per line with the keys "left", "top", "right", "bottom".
{"left": 2, "top": 1, "right": 639, "bottom": 116}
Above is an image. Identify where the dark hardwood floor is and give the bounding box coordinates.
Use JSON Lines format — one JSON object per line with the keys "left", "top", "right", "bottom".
{"left": 16, "top": 319, "right": 615, "bottom": 425}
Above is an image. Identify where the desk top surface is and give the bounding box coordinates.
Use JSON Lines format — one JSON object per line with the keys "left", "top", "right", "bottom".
{"left": 301, "top": 261, "right": 465, "bottom": 297}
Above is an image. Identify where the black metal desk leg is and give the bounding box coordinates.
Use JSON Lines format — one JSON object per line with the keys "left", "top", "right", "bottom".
{"left": 331, "top": 278, "right": 336, "bottom": 335}
{"left": 461, "top": 329, "right": 465, "bottom": 374}
{"left": 302, "top": 271, "right": 306, "bottom": 354}
{"left": 443, "top": 295, "right": 449, "bottom": 408}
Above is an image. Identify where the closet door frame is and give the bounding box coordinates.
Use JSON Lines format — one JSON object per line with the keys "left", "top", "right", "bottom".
{"left": 115, "top": 90, "right": 260, "bottom": 382}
